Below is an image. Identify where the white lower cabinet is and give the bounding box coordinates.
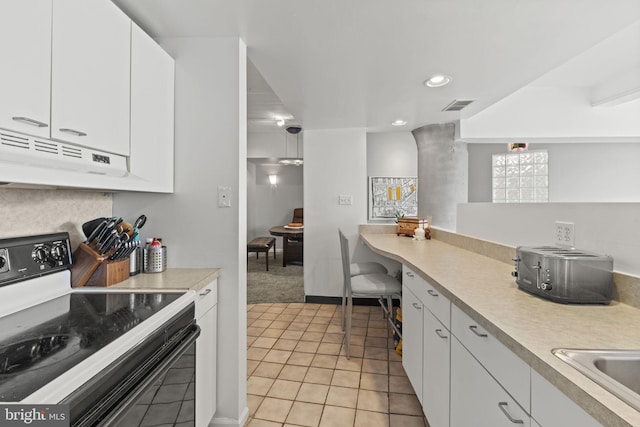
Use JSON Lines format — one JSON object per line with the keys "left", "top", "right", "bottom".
{"left": 402, "top": 285, "right": 424, "bottom": 403}
{"left": 422, "top": 308, "right": 450, "bottom": 427}
{"left": 195, "top": 280, "right": 218, "bottom": 427}
{"left": 402, "top": 265, "right": 451, "bottom": 426}
{"left": 451, "top": 337, "right": 530, "bottom": 427}
{"left": 531, "top": 370, "right": 602, "bottom": 427}
{"left": 401, "top": 264, "right": 601, "bottom": 427}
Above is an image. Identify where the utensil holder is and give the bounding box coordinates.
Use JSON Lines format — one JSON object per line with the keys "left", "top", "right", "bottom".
{"left": 70, "top": 242, "right": 107, "bottom": 288}
{"left": 143, "top": 246, "right": 167, "bottom": 273}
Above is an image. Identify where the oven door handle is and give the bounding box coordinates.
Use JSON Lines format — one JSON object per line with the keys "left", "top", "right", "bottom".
{"left": 71, "top": 323, "right": 200, "bottom": 427}
{"left": 97, "top": 323, "right": 200, "bottom": 427}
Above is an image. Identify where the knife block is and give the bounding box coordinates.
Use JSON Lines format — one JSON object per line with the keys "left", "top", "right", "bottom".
{"left": 85, "top": 258, "right": 130, "bottom": 287}
{"left": 70, "top": 243, "right": 130, "bottom": 287}
{"left": 70, "top": 242, "right": 106, "bottom": 288}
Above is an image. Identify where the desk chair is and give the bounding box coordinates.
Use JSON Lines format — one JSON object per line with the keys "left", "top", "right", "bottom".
{"left": 338, "top": 229, "right": 401, "bottom": 358}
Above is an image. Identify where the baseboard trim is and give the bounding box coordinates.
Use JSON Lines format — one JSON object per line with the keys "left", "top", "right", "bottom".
{"left": 209, "top": 407, "right": 249, "bottom": 427}
{"left": 304, "top": 295, "right": 400, "bottom": 306}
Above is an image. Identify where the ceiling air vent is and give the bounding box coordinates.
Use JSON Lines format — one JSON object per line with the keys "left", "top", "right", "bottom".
{"left": 442, "top": 99, "right": 475, "bottom": 112}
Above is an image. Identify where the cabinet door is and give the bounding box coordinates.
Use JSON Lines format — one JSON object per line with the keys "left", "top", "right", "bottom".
{"left": 51, "top": 0, "right": 130, "bottom": 155}
{"left": 531, "top": 370, "right": 602, "bottom": 427}
{"left": 451, "top": 338, "right": 530, "bottom": 427}
{"left": 196, "top": 304, "right": 217, "bottom": 427}
{"left": 402, "top": 285, "right": 423, "bottom": 403}
{"left": 0, "top": 1, "right": 51, "bottom": 137}
{"left": 422, "top": 309, "right": 450, "bottom": 427}
{"left": 196, "top": 281, "right": 217, "bottom": 427}
{"left": 130, "top": 23, "right": 175, "bottom": 192}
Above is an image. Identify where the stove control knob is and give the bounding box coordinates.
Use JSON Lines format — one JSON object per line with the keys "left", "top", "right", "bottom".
{"left": 50, "top": 244, "right": 67, "bottom": 262}
{"left": 32, "top": 246, "right": 49, "bottom": 263}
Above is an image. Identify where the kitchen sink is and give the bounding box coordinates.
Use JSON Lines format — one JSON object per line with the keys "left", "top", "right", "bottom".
{"left": 552, "top": 348, "right": 640, "bottom": 411}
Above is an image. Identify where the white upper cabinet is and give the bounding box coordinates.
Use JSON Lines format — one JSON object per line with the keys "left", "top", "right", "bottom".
{"left": 130, "top": 23, "right": 175, "bottom": 193}
{"left": 0, "top": 1, "right": 51, "bottom": 138}
{"left": 51, "top": 0, "right": 131, "bottom": 156}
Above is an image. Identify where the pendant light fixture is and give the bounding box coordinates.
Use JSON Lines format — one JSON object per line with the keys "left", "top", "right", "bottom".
{"left": 279, "top": 126, "right": 303, "bottom": 166}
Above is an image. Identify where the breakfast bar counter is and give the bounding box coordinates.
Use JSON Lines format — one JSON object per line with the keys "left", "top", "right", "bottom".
{"left": 360, "top": 227, "right": 640, "bottom": 427}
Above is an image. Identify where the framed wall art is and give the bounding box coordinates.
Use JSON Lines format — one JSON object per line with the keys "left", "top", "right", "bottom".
{"left": 368, "top": 176, "right": 418, "bottom": 221}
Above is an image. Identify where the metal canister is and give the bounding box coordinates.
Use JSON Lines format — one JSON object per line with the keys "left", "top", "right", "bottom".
{"left": 143, "top": 244, "right": 167, "bottom": 273}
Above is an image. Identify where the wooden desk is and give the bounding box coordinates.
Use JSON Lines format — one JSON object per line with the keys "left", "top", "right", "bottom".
{"left": 269, "top": 226, "right": 303, "bottom": 267}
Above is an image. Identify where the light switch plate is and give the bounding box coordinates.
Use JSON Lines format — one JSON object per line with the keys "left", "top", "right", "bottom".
{"left": 338, "top": 195, "right": 353, "bottom": 205}
{"left": 218, "top": 186, "right": 232, "bottom": 207}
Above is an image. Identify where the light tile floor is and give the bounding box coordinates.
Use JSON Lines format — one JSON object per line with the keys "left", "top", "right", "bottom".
{"left": 246, "top": 303, "right": 427, "bottom": 427}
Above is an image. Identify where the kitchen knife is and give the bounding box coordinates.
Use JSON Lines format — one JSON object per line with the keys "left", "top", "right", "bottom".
{"left": 81, "top": 217, "right": 107, "bottom": 239}
{"left": 97, "top": 229, "right": 118, "bottom": 254}
{"left": 96, "top": 219, "right": 116, "bottom": 246}
{"left": 85, "top": 219, "right": 107, "bottom": 244}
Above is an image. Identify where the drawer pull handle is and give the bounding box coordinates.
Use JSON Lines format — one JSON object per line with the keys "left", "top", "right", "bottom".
{"left": 469, "top": 325, "right": 488, "bottom": 337}
{"left": 199, "top": 288, "right": 212, "bottom": 296}
{"left": 498, "top": 402, "right": 524, "bottom": 424}
{"left": 427, "top": 289, "right": 438, "bottom": 297}
{"left": 59, "top": 128, "right": 87, "bottom": 137}
{"left": 405, "top": 272, "right": 414, "bottom": 278}
{"left": 12, "top": 116, "right": 48, "bottom": 127}
{"left": 411, "top": 302, "right": 421, "bottom": 310}
{"left": 435, "top": 329, "right": 448, "bottom": 339}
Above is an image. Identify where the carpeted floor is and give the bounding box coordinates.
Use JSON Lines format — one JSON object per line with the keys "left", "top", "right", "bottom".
{"left": 247, "top": 251, "right": 304, "bottom": 304}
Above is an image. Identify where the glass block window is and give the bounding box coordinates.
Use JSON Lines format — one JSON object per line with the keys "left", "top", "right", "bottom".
{"left": 492, "top": 150, "right": 548, "bottom": 203}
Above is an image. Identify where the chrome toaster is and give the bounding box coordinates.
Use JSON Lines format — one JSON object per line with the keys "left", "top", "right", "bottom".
{"left": 513, "top": 246, "right": 613, "bottom": 304}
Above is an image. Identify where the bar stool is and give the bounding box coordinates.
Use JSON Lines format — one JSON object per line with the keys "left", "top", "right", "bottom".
{"left": 338, "top": 229, "right": 401, "bottom": 359}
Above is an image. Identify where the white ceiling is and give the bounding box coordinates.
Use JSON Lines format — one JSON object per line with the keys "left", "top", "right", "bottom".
{"left": 113, "top": 0, "right": 640, "bottom": 133}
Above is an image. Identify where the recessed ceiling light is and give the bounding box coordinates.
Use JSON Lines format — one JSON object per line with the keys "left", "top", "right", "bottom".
{"left": 391, "top": 119, "right": 407, "bottom": 126}
{"left": 424, "top": 75, "right": 452, "bottom": 88}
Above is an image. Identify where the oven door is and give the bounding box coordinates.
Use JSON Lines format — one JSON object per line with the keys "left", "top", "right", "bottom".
{"left": 62, "top": 305, "right": 200, "bottom": 427}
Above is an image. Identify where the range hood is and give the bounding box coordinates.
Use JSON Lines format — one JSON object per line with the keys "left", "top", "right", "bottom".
{"left": 0, "top": 129, "right": 128, "bottom": 177}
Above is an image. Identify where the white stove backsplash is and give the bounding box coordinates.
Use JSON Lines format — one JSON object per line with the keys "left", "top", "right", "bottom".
{"left": 0, "top": 188, "right": 112, "bottom": 249}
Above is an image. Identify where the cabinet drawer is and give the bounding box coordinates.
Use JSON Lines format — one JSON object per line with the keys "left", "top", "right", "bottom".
{"left": 195, "top": 279, "right": 218, "bottom": 320}
{"left": 451, "top": 337, "right": 530, "bottom": 427}
{"left": 451, "top": 304, "right": 530, "bottom": 412}
{"left": 403, "top": 265, "right": 450, "bottom": 328}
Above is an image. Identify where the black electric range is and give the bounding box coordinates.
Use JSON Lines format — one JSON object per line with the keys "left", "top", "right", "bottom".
{"left": 0, "top": 233, "right": 198, "bottom": 426}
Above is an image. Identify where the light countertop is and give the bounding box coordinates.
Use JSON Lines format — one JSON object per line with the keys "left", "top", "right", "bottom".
{"left": 360, "top": 231, "right": 640, "bottom": 427}
{"left": 107, "top": 268, "right": 220, "bottom": 292}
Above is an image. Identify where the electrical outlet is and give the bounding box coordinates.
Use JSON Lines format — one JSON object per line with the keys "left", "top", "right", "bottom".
{"left": 555, "top": 221, "right": 575, "bottom": 248}
{"left": 218, "top": 186, "right": 232, "bottom": 207}
{"left": 338, "top": 195, "right": 353, "bottom": 205}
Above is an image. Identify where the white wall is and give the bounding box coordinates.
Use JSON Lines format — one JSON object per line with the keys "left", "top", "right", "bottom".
{"left": 304, "top": 128, "right": 368, "bottom": 298}
{"left": 459, "top": 86, "right": 640, "bottom": 142}
{"left": 247, "top": 130, "right": 303, "bottom": 159}
{"left": 468, "top": 143, "right": 640, "bottom": 202}
{"left": 360, "top": 131, "right": 417, "bottom": 274}
{"left": 457, "top": 203, "right": 640, "bottom": 277}
{"left": 367, "top": 132, "right": 417, "bottom": 178}
{"left": 247, "top": 161, "right": 304, "bottom": 243}
{"left": 112, "top": 37, "right": 248, "bottom": 427}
